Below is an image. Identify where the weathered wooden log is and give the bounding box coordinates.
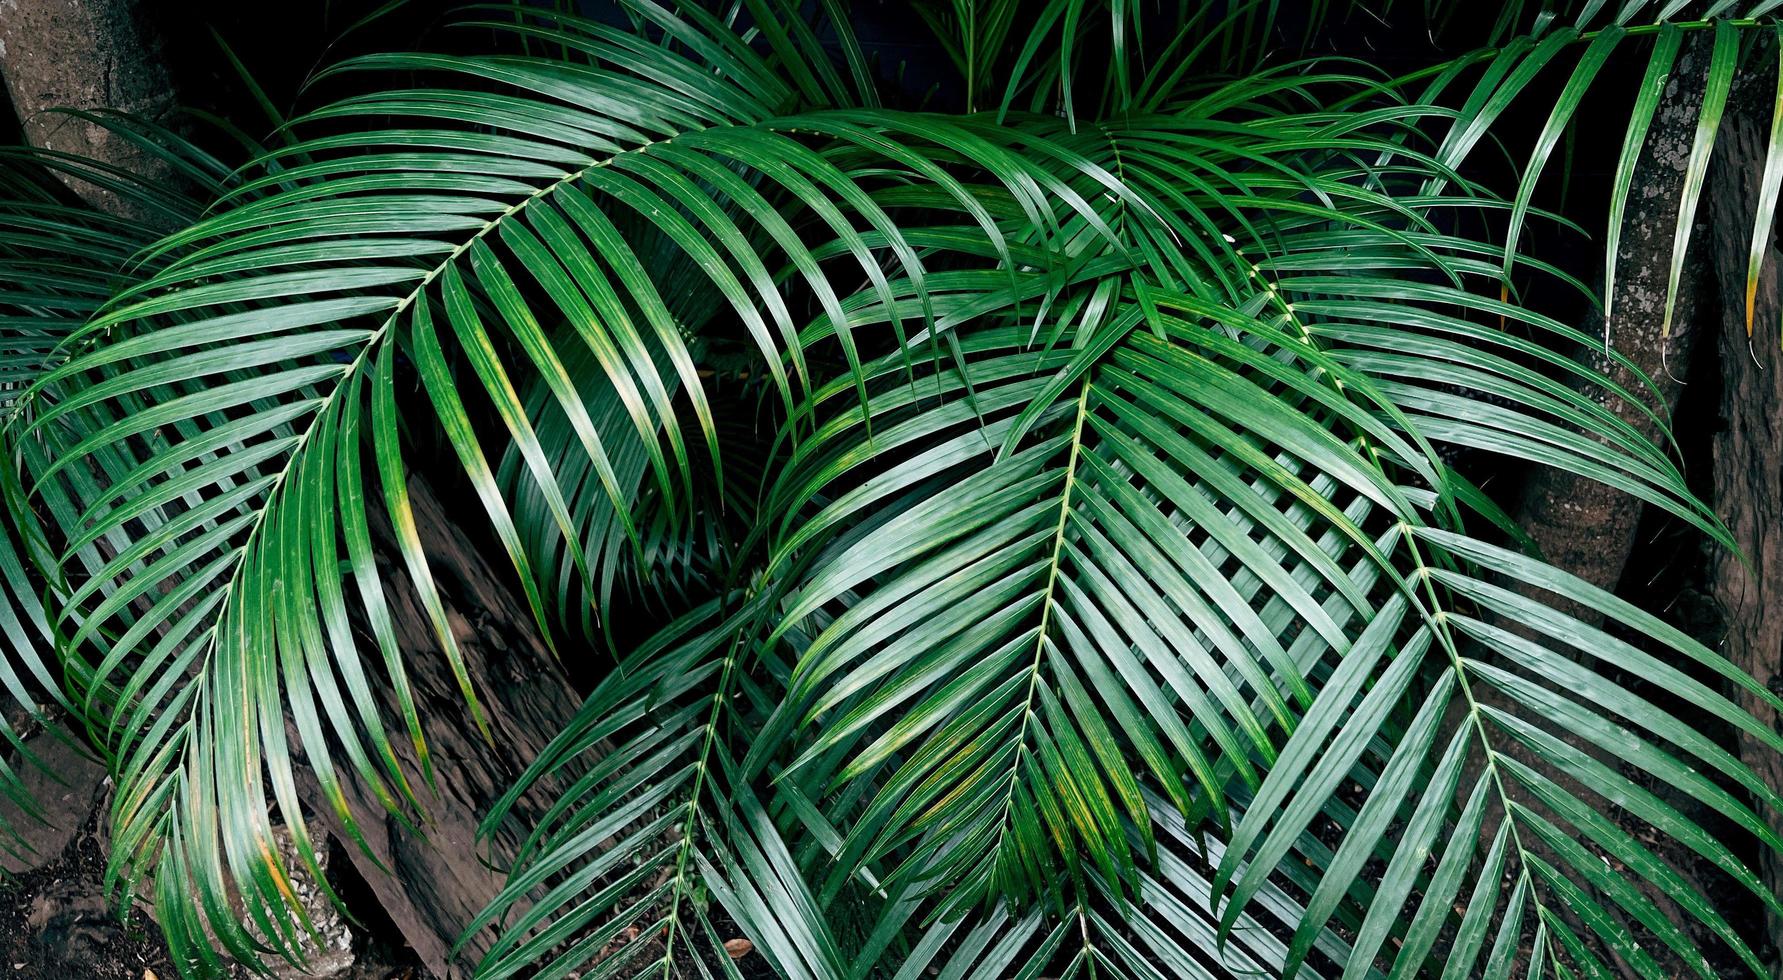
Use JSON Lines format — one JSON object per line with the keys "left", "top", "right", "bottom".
{"left": 294, "top": 473, "right": 585, "bottom": 979}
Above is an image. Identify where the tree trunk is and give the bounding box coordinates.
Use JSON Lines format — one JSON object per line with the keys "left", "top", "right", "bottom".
{"left": 1510, "top": 42, "right": 1709, "bottom": 601}
{"left": 1706, "top": 71, "right": 1783, "bottom": 976}
{"left": 0, "top": 0, "right": 175, "bottom": 216}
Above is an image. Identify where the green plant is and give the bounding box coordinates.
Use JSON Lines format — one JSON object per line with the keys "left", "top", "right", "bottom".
{"left": 3, "top": 1, "right": 1782, "bottom": 977}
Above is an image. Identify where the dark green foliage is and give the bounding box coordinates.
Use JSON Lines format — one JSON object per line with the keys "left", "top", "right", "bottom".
{"left": 2, "top": 2, "right": 1781, "bottom": 977}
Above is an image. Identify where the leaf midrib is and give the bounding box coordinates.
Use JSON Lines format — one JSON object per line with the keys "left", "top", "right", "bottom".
{"left": 987, "top": 376, "right": 1095, "bottom": 868}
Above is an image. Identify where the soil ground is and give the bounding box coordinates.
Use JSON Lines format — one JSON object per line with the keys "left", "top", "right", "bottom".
{"left": 0, "top": 808, "right": 432, "bottom": 979}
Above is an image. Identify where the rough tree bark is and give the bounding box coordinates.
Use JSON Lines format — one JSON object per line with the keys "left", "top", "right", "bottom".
{"left": 0, "top": 0, "right": 175, "bottom": 217}
{"left": 1512, "top": 60, "right": 1783, "bottom": 976}
{"left": 1706, "top": 73, "right": 1783, "bottom": 975}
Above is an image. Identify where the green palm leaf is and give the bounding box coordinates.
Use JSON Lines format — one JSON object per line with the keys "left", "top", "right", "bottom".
{"left": 460, "top": 597, "right": 858, "bottom": 980}
{"left": 0, "top": 113, "right": 231, "bottom": 856}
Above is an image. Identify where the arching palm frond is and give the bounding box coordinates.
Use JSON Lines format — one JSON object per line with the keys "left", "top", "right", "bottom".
{"left": 466, "top": 589, "right": 1374, "bottom": 980}
{"left": 1226, "top": 527, "right": 1783, "bottom": 979}
{"left": 0, "top": 113, "right": 234, "bottom": 850}
{"left": 459, "top": 596, "right": 858, "bottom": 980}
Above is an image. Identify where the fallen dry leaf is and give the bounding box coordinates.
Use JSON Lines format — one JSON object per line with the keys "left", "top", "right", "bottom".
{"left": 724, "top": 938, "right": 754, "bottom": 960}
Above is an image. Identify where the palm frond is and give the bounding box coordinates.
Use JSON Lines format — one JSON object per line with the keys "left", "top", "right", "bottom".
{"left": 719, "top": 92, "right": 1760, "bottom": 979}
{"left": 1224, "top": 529, "right": 1783, "bottom": 978}
{"left": 460, "top": 597, "right": 857, "bottom": 980}
{"left": 0, "top": 113, "right": 230, "bottom": 853}
{"left": 959, "top": 1, "right": 1783, "bottom": 343}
